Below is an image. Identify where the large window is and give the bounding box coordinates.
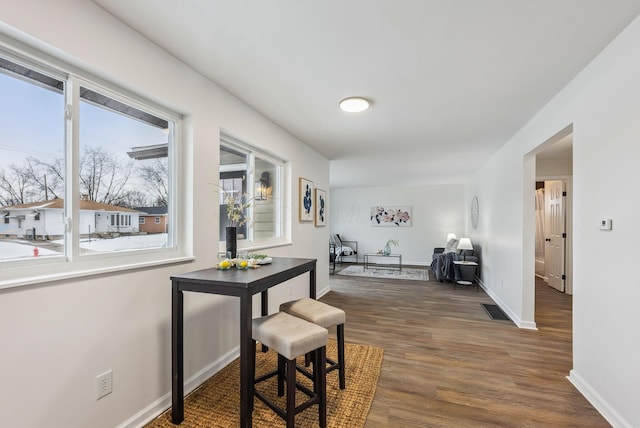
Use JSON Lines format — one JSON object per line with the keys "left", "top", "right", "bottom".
{"left": 0, "top": 47, "right": 180, "bottom": 277}
{"left": 219, "top": 134, "right": 283, "bottom": 247}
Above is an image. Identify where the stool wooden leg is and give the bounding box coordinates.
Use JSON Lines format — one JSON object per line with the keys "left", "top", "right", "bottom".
{"left": 337, "top": 324, "right": 346, "bottom": 389}
{"left": 317, "top": 346, "right": 327, "bottom": 428}
{"left": 286, "top": 357, "right": 296, "bottom": 428}
{"left": 278, "top": 354, "right": 285, "bottom": 397}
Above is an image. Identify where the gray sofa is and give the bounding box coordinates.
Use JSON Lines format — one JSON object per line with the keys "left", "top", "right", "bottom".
{"left": 430, "top": 247, "right": 478, "bottom": 282}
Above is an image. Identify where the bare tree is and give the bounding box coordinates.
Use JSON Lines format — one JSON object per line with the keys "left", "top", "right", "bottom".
{"left": 119, "top": 190, "right": 150, "bottom": 209}
{"left": 138, "top": 158, "right": 168, "bottom": 206}
{"left": 1, "top": 147, "right": 149, "bottom": 208}
{"left": 25, "top": 156, "right": 64, "bottom": 201}
{"left": 0, "top": 164, "right": 37, "bottom": 206}
{"left": 79, "top": 146, "right": 133, "bottom": 204}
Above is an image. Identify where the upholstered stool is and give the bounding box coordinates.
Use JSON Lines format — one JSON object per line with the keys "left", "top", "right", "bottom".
{"left": 252, "top": 312, "right": 328, "bottom": 428}
{"left": 280, "top": 298, "right": 346, "bottom": 389}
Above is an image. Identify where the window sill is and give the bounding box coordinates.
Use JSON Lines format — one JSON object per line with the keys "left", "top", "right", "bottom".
{"left": 0, "top": 255, "right": 195, "bottom": 290}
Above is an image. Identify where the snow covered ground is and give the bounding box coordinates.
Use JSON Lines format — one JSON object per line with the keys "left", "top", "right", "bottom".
{"left": 74, "top": 233, "right": 168, "bottom": 252}
{"left": 0, "top": 240, "right": 59, "bottom": 258}
{"left": 0, "top": 234, "right": 168, "bottom": 259}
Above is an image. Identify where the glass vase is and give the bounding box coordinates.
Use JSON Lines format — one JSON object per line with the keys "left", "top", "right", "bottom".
{"left": 383, "top": 242, "right": 391, "bottom": 256}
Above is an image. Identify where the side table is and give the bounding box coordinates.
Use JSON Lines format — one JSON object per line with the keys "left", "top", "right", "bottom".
{"left": 452, "top": 260, "right": 479, "bottom": 291}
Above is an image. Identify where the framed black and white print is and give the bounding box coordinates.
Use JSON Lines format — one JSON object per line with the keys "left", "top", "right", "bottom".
{"left": 299, "top": 177, "right": 314, "bottom": 222}
{"left": 315, "top": 188, "right": 326, "bottom": 226}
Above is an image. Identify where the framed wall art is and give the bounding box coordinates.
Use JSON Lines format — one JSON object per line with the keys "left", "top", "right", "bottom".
{"left": 370, "top": 206, "right": 412, "bottom": 227}
{"left": 315, "top": 188, "right": 327, "bottom": 226}
{"left": 299, "top": 177, "right": 314, "bottom": 222}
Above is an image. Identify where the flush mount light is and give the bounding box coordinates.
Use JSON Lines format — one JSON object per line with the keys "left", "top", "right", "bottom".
{"left": 339, "top": 97, "right": 370, "bottom": 113}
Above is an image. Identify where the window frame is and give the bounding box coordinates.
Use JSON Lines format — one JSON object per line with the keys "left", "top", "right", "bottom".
{"left": 219, "top": 133, "right": 285, "bottom": 251}
{"left": 0, "top": 39, "right": 189, "bottom": 290}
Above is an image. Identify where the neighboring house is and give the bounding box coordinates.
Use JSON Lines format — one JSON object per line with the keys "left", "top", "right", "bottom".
{"left": 135, "top": 206, "right": 168, "bottom": 234}
{"left": 0, "top": 198, "right": 142, "bottom": 239}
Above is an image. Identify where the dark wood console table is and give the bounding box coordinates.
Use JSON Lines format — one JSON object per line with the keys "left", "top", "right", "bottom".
{"left": 171, "top": 257, "right": 317, "bottom": 427}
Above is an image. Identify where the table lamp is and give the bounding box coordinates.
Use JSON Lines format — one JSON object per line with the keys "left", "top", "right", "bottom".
{"left": 458, "top": 238, "right": 473, "bottom": 261}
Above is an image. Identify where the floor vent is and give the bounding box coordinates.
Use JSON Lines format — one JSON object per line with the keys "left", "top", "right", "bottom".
{"left": 482, "top": 304, "right": 511, "bottom": 321}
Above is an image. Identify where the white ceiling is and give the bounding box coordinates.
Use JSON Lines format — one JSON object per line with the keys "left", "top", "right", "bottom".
{"left": 93, "top": 0, "right": 640, "bottom": 188}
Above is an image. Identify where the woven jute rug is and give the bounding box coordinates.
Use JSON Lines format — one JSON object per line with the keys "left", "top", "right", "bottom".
{"left": 146, "top": 340, "right": 383, "bottom": 427}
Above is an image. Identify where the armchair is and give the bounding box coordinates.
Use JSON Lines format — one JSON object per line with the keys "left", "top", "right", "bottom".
{"left": 330, "top": 234, "right": 358, "bottom": 264}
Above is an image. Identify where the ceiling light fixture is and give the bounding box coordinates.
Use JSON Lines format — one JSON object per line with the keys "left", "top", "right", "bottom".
{"left": 339, "top": 97, "right": 370, "bottom": 113}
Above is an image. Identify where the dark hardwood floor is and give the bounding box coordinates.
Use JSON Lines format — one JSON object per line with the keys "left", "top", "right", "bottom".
{"left": 320, "top": 268, "right": 608, "bottom": 427}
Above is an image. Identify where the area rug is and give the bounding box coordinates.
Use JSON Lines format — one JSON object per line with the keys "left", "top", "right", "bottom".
{"left": 146, "top": 340, "right": 383, "bottom": 428}
{"left": 337, "top": 265, "right": 429, "bottom": 281}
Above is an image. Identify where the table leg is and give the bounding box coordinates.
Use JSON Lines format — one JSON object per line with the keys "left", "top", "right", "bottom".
{"left": 261, "top": 291, "right": 268, "bottom": 352}
{"left": 171, "top": 282, "right": 184, "bottom": 424}
{"left": 240, "top": 293, "right": 253, "bottom": 428}
{"left": 310, "top": 265, "right": 316, "bottom": 299}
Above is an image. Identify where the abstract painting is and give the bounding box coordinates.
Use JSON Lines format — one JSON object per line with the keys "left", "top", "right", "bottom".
{"left": 315, "top": 188, "right": 326, "bottom": 226}
{"left": 370, "top": 206, "right": 412, "bottom": 227}
{"left": 299, "top": 177, "right": 314, "bottom": 222}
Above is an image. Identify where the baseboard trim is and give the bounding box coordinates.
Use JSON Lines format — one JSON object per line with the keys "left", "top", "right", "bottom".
{"left": 481, "top": 281, "right": 537, "bottom": 330}
{"left": 317, "top": 284, "right": 331, "bottom": 298}
{"left": 568, "top": 369, "right": 632, "bottom": 428}
{"left": 117, "top": 346, "right": 240, "bottom": 428}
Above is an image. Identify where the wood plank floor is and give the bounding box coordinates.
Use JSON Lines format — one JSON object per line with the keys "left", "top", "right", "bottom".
{"left": 320, "top": 268, "right": 609, "bottom": 427}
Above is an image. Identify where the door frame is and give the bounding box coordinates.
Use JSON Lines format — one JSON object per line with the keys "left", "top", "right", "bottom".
{"left": 523, "top": 123, "right": 573, "bottom": 328}
{"left": 538, "top": 176, "right": 573, "bottom": 295}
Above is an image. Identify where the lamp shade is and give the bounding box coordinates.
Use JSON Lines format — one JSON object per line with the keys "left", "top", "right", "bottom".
{"left": 458, "top": 238, "right": 473, "bottom": 251}
{"left": 446, "top": 233, "right": 457, "bottom": 242}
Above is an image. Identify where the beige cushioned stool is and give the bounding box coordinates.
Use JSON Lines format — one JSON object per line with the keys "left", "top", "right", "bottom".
{"left": 252, "top": 312, "right": 328, "bottom": 428}
{"left": 280, "top": 298, "right": 346, "bottom": 389}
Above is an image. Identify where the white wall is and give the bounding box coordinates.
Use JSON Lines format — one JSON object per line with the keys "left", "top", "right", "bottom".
{"left": 468, "top": 14, "right": 640, "bottom": 428}
{"left": 0, "top": 2, "right": 329, "bottom": 428}
{"left": 536, "top": 149, "right": 572, "bottom": 177}
{"left": 330, "top": 184, "right": 465, "bottom": 265}
{"left": 536, "top": 155, "right": 572, "bottom": 177}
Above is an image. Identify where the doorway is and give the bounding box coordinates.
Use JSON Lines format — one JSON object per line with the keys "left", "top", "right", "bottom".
{"left": 535, "top": 133, "right": 573, "bottom": 296}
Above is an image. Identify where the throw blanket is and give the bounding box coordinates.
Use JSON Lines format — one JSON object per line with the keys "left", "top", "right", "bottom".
{"left": 332, "top": 245, "right": 355, "bottom": 257}
{"left": 431, "top": 251, "right": 460, "bottom": 281}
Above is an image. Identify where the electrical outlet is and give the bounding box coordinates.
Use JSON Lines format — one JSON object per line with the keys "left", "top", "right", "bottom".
{"left": 96, "top": 370, "right": 113, "bottom": 400}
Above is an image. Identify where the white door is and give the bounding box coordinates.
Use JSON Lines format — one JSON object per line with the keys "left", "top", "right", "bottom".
{"left": 545, "top": 180, "right": 565, "bottom": 292}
